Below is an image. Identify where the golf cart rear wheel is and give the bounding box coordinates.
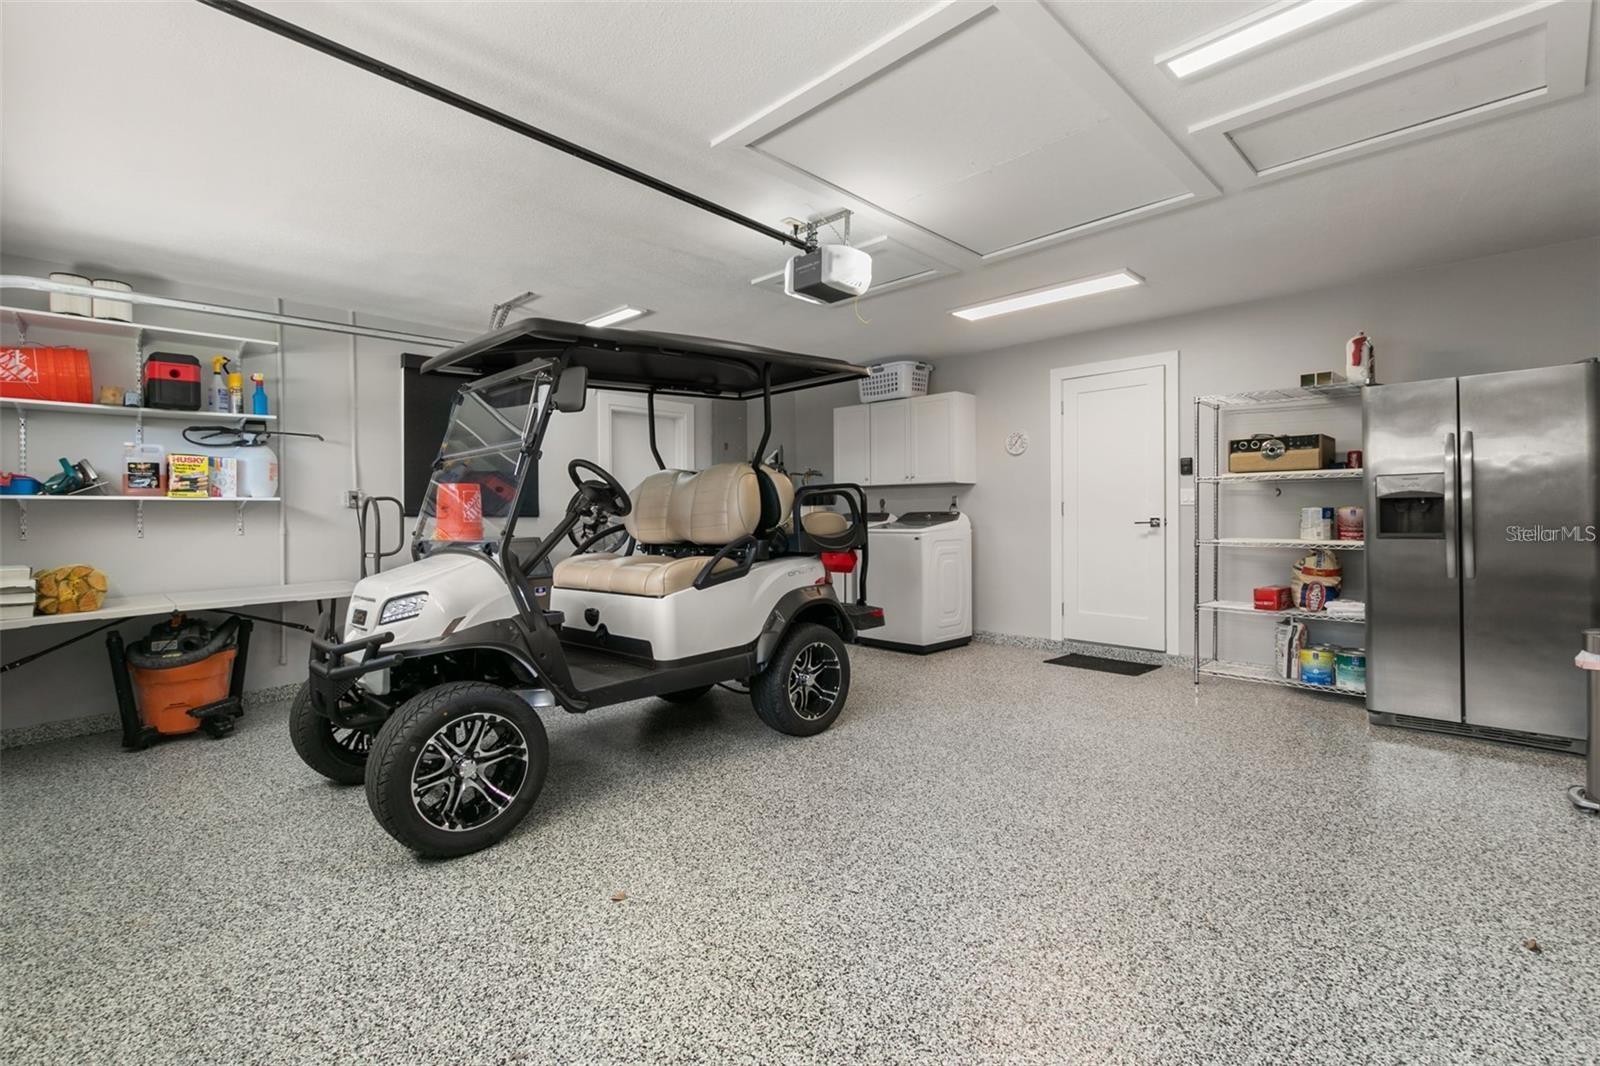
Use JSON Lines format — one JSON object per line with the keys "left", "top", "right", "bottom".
{"left": 289, "top": 682, "right": 374, "bottom": 785}
{"left": 660, "top": 685, "right": 713, "bottom": 704}
{"left": 751, "top": 622, "right": 851, "bottom": 737}
{"left": 365, "top": 682, "right": 548, "bottom": 858}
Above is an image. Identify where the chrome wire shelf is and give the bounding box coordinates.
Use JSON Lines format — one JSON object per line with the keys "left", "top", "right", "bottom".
{"left": 1197, "top": 468, "right": 1362, "bottom": 483}
{"left": 1199, "top": 537, "right": 1365, "bottom": 550}
{"left": 1199, "top": 660, "right": 1365, "bottom": 697}
{"left": 1199, "top": 600, "right": 1365, "bottom": 623}
{"left": 1195, "top": 383, "right": 1366, "bottom": 408}
{"left": 1193, "top": 379, "right": 1367, "bottom": 695}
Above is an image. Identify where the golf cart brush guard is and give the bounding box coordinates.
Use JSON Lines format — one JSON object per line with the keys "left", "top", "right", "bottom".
{"left": 308, "top": 612, "right": 401, "bottom": 723}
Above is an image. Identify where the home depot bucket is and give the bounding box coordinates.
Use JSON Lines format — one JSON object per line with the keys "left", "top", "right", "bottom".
{"left": 435, "top": 481, "right": 484, "bottom": 541}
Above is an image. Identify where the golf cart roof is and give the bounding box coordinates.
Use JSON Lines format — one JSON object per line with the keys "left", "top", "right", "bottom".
{"left": 421, "top": 318, "right": 868, "bottom": 400}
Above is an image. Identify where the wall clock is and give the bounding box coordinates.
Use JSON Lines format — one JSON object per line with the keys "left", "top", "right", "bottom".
{"left": 1005, "top": 431, "right": 1029, "bottom": 456}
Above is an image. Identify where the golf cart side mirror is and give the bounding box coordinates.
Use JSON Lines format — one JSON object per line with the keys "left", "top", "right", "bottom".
{"left": 551, "top": 366, "right": 589, "bottom": 412}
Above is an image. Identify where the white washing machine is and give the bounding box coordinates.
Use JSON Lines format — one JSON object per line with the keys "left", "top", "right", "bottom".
{"left": 841, "top": 511, "right": 972, "bottom": 653}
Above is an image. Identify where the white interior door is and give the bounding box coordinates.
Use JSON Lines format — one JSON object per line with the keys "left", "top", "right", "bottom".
{"left": 597, "top": 393, "right": 694, "bottom": 494}
{"left": 1059, "top": 365, "right": 1167, "bottom": 650}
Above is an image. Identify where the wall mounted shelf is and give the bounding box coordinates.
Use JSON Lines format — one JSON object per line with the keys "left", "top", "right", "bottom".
{"left": 0, "top": 579, "right": 354, "bottom": 633}
{"left": 1, "top": 306, "right": 279, "bottom": 354}
{"left": 1, "top": 397, "right": 275, "bottom": 423}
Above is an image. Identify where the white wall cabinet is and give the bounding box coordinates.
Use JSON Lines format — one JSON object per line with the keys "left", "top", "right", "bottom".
{"left": 833, "top": 392, "right": 975, "bottom": 485}
{"left": 831, "top": 404, "right": 872, "bottom": 485}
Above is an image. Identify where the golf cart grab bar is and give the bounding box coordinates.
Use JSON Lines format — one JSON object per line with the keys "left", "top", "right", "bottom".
{"left": 694, "top": 535, "right": 759, "bottom": 590}
{"left": 793, "top": 483, "right": 869, "bottom": 605}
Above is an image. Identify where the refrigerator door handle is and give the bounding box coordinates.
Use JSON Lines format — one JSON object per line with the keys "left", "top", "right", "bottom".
{"left": 1461, "top": 430, "right": 1476, "bottom": 579}
{"left": 1446, "top": 428, "right": 1459, "bottom": 576}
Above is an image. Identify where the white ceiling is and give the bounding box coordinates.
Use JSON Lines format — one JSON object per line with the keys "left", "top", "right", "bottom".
{"left": 2, "top": 1, "right": 1597, "bottom": 361}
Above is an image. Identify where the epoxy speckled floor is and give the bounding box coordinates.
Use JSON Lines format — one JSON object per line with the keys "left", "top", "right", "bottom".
{"left": 3, "top": 643, "right": 1597, "bottom": 1064}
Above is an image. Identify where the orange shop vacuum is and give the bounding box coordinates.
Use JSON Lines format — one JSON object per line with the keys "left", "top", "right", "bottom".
{"left": 107, "top": 613, "right": 254, "bottom": 749}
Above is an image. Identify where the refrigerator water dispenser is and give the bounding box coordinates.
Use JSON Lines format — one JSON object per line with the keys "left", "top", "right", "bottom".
{"left": 1374, "top": 473, "right": 1445, "bottom": 538}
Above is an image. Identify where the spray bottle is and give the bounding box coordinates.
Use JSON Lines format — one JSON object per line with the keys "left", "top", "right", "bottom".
{"left": 227, "top": 370, "right": 244, "bottom": 414}
{"left": 210, "top": 356, "right": 230, "bottom": 412}
{"left": 250, "top": 372, "right": 269, "bottom": 416}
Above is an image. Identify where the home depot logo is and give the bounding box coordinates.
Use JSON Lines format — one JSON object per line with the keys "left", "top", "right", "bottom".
{"left": 0, "top": 348, "right": 40, "bottom": 382}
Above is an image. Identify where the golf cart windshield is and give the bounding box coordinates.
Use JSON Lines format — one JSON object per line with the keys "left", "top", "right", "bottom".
{"left": 413, "top": 360, "right": 555, "bottom": 554}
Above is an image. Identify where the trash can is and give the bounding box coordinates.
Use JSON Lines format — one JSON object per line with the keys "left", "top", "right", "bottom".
{"left": 1572, "top": 629, "right": 1600, "bottom": 813}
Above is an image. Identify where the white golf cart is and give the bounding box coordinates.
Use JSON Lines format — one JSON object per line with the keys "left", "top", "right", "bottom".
{"left": 291, "top": 319, "right": 882, "bottom": 857}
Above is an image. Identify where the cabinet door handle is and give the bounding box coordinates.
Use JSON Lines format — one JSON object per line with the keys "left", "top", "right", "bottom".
{"left": 1133, "top": 517, "right": 1162, "bottom": 528}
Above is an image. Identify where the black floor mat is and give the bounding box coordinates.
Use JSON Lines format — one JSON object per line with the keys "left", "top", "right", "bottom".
{"left": 1044, "top": 653, "right": 1160, "bottom": 676}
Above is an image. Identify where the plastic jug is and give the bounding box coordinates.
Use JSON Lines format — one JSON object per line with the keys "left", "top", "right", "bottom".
{"left": 122, "top": 441, "right": 167, "bottom": 496}
{"left": 235, "top": 443, "right": 278, "bottom": 499}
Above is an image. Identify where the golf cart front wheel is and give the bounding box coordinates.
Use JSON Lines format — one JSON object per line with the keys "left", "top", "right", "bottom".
{"left": 751, "top": 622, "right": 851, "bottom": 736}
{"left": 289, "top": 681, "right": 374, "bottom": 785}
{"left": 365, "top": 682, "right": 548, "bottom": 858}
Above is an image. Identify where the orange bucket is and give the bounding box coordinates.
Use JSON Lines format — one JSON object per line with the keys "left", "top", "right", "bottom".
{"left": 435, "top": 481, "right": 484, "bottom": 540}
{"left": 129, "top": 648, "right": 236, "bottom": 736}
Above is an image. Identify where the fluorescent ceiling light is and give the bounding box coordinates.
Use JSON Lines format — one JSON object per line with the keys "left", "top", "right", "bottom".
{"left": 585, "top": 306, "right": 648, "bottom": 328}
{"left": 1161, "top": 0, "right": 1366, "bottom": 79}
{"left": 951, "top": 271, "right": 1143, "bottom": 322}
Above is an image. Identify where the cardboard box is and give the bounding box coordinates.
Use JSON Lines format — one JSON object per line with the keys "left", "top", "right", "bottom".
{"left": 208, "top": 457, "right": 239, "bottom": 499}
{"left": 167, "top": 453, "right": 209, "bottom": 498}
{"left": 1228, "top": 433, "right": 1335, "bottom": 473}
{"left": 1254, "top": 586, "right": 1292, "bottom": 611}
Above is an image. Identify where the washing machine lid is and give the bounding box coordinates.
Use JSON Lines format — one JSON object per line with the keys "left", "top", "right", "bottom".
{"left": 881, "top": 511, "right": 961, "bottom": 530}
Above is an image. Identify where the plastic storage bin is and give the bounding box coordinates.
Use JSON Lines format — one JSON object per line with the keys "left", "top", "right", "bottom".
{"left": 859, "top": 360, "right": 932, "bottom": 404}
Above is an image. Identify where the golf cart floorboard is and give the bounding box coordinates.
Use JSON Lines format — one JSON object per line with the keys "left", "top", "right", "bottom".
{"left": 559, "top": 640, "right": 755, "bottom": 708}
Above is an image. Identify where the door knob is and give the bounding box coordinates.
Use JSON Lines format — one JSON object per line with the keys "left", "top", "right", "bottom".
{"left": 1133, "top": 517, "right": 1163, "bottom": 528}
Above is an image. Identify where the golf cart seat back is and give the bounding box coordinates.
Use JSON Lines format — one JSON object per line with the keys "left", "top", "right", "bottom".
{"left": 553, "top": 463, "right": 793, "bottom": 597}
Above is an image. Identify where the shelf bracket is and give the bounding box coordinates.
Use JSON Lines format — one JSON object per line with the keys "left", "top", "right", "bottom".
{"left": 236, "top": 501, "right": 247, "bottom": 536}
{"left": 16, "top": 499, "right": 26, "bottom": 542}
{"left": 14, "top": 313, "right": 28, "bottom": 346}
{"left": 135, "top": 500, "right": 144, "bottom": 539}
{"left": 16, "top": 407, "right": 26, "bottom": 476}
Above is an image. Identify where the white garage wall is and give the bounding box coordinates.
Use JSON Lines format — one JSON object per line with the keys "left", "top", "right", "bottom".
{"left": 774, "top": 236, "right": 1600, "bottom": 653}
{"left": 0, "top": 254, "right": 712, "bottom": 736}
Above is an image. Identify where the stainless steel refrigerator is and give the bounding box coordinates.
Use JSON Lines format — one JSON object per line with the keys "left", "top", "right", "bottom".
{"left": 1364, "top": 360, "right": 1600, "bottom": 750}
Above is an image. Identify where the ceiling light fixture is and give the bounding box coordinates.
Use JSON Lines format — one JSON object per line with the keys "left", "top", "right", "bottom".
{"left": 951, "top": 271, "right": 1143, "bottom": 323}
{"left": 584, "top": 306, "right": 648, "bottom": 328}
{"left": 1159, "top": 0, "right": 1366, "bottom": 79}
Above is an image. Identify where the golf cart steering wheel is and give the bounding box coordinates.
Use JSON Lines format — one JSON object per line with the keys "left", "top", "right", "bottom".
{"left": 567, "top": 459, "right": 632, "bottom": 519}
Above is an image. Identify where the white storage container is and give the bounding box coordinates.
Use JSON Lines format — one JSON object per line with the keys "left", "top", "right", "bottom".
{"left": 91, "top": 278, "right": 133, "bottom": 321}
{"left": 48, "top": 272, "right": 92, "bottom": 316}
{"left": 859, "top": 360, "right": 932, "bottom": 404}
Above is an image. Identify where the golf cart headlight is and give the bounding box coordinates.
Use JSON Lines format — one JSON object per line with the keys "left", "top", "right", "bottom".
{"left": 379, "top": 593, "right": 428, "bottom": 625}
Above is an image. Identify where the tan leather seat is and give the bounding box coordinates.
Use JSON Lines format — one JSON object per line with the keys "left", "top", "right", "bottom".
{"left": 789, "top": 509, "right": 850, "bottom": 537}
{"left": 552, "top": 463, "right": 790, "bottom": 597}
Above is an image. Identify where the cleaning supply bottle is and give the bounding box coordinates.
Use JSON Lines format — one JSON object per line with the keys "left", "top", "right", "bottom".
{"left": 250, "top": 372, "right": 269, "bottom": 416}
{"left": 227, "top": 371, "right": 244, "bottom": 414}
{"left": 210, "top": 356, "right": 230, "bottom": 412}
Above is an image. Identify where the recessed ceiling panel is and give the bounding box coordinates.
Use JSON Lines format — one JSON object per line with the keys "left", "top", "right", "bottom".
{"left": 1188, "top": 0, "right": 1592, "bottom": 185}
{"left": 752, "top": 7, "right": 1190, "bottom": 257}
{"left": 1230, "top": 27, "right": 1547, "bottom": 174}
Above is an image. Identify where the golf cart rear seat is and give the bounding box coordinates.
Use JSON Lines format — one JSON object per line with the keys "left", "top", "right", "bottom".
{"left": 553, "top": 462, "right": 794, "bottom": 597}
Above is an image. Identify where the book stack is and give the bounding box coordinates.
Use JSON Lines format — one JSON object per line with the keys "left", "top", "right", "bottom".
{"left": 0, "top": 565, "right": 36, "bottom": 622}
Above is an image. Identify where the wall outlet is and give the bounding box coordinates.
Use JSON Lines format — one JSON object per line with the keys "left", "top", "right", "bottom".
{"left": 344, "top": 490, "right": 361, "bottom": 509}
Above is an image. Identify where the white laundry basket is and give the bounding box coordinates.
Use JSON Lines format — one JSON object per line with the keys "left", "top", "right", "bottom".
{"left": 859, "top": 360, "right": 932, "bottom": 403}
